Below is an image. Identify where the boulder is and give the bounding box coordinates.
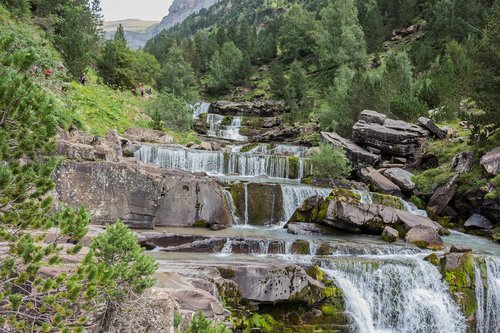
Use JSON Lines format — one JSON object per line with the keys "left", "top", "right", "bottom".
{"left": 257, "top": 123, "right": 319, "bottom": 143}
{"left": 464, "top": 214, "right": 493, "bottom": 230}
{"left": 427, "top": 174, "right": 458, "bottom": 215}
{"left": 359, "top": 166, "right": 402, "bottom": 196}
{"left": 382, "top": 167, "right": 416, "bottom": 192}
{"left": 56, "top": 140, "right": 96, "bottom": 161}
{"left": 287, "top": 222, "right": 337, "bottom": 236}
{"left": 124, "top": 128, "right": 174, "bottom": 144}
{"left": 54, "top": 162, "right": 232, "bottom": 228}
{"left": 352, "top": 110, "right": 430, "bottom": 157}
{"left": 480, "top": 147, "right": 500, "bottom": 176}
{"left": 381, "top": 226, "right": 399, "bottom": 242}
{"left": 450, "top": 151, "right": 474, "bottom": 174}
{"left": 199, "top": 142, "right": 213, "bottom": 151}
{"left": 210, "top": 100, "right": 288, "bottom": 117}
{"left": 450, "top": 245, "right": 472, "bottom": 253}
{"left": 418, "top": 117, "right": 446, "bottom": 139}
{"left": 405, "top": 226, "right": 444, "bottom": 250}
{"left": 321, "top": 132, "right": 380, "bottom": 168}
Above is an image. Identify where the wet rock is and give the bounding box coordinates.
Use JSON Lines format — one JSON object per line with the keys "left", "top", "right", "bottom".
{"left": 405, "top": 226, "right": 444, "bottom": 250}
{"left": 359, "top": 166, "right": 402, "bottom": 196}
{"left": 427, "top": 174, "right": 458, "bottom": 215}
{"left": 352, "top": 110, "right": 430, "bottom": 157}
{"left": 287, "top": 222, "right": 337, "bottom": 236}
{"left": 464, "top": 214, "right": 493, "bottom": 230}
{"left": 54, "top": 162, "right": 232, "bottom": 228}
{"left": 480, "top": 147, "right": 500, "bottom": 176}
{"left": 450, "top": 245, "right": 472, "bottom": 253}
{"left": 321, "top": 132, "right": 380, "bottom": 168}
{"left": 210, "top": 100, "right": 288, "bottom": 117}
{"left": 210, "top": 224, "right": 227, "bottom": 231}
{"left": 382, "top": 167, "right": 416, "bottom": 192}
{"left": 291, "top": 240, "right": 311, "bottom": 254}
{"left": 381, "top": 226, "right": 399, "bottom": 242}
{"left": 124, "top": 128, "right": 174, "bottom": 144}
{"left": 418, "top": 117, "right": 446, "bottom": 139}
{"left": 450, "top": 151, "right": 474, "bottom": 174}
{"left": 122, "top": 141, "right": 141, "bottom": 157}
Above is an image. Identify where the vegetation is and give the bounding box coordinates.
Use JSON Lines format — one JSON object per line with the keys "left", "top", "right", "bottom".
{"left": 185, "top": 312, "right": 231, "bottom": 333}
{"left": 310, "top": 145, "right": 352, "bottom": 179}
{"left": 148, "top": 92, "right": 193, "bottom": 131}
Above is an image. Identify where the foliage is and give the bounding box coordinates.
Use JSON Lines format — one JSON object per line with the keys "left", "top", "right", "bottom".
{"left": 310, "top": 144, "right": 352, "bottom": 179}
{"left": 278, "top": 5, "right": 317, "bottom": 63}
{"left": 147, "top": 92, "right": 193, "bottom": 131}
{"left": 285, "top": 61, "right": 308, "bottom": 122}
{"left": 185, "top": 312, "right": 231, "bottom": 333}
{"left": 206, "top": 41, "right": 246, "bottom": 93}
{"left": 269, "top": 63, "right": 287, "bottom": 98}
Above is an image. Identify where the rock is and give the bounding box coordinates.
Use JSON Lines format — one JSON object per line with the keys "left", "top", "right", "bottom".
{"left": 321, "top": 132, "right": 380, "bottom": 168}
{"left": 54, "top": 162, "right": 232, "bottom": 228}
{"left": 199, "top": 141, "right": 213, "bottom": 150}
{"left": 450, "top": 151, "right": 474, "bottom": 174}
{"left": 464, "top": 214, "right": 493, "bottom": 230}
{"left": 56, "top": 140, "right": 96, "bottom": 160}
{"left": 291, "top": 240, "right": 310, "bottom": 254}
{"left": 210, "top": 100, "right": 288, "bottom": 117}
{"left": 405, "top": 226, "right": 444, "bottom": 250}
{"left": 418, "top": 117, "right": 446, "bottom": 139}
{"left": 359, "top": 166, "right": 402, "bottom": 196}
{"left": 352, "top": 110, "right": 430, "bottom": 157}
{"left": 103, "top": 130, "right": 123, "bottom": 159}
{"left": 210, "top": 224, "right": 227, "bottom": 231}
{"left": 427, "top": 174, "right": 458, "bottom": 215}
{"left": 257, "top": 123, "right": 319, "bottom": 143}
{"left": 381, "top": 226, "right": 399, "bottom": 242}
{"left": 382, "top": 167, "right": 416, "bottom": 192}
{"left": 450, "top": 245, "right": 472, "bottom": 253}
{"left": 480, "top": 147, "right": 500, "bottom": 175}
{"left": 122, "top": 141, "right": 141, "bottom": 157}
{"left": 124, "top": 128, "right": 174, "bottom": 144}
{"left": 287, "top": 222, "right": 337, "bottom": 236}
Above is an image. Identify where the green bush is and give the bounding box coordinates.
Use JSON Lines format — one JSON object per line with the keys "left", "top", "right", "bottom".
{"left": 310, "top": 144, "right": 352, "bottom": 179}
{"left": 413, "top": 168, "right": 455, "bottom": 195}
{"left": 185, "top": 312, "right": 230, "bottom": 333}
{"left": 147, "top": 92, "right": 193, "bottom": 131}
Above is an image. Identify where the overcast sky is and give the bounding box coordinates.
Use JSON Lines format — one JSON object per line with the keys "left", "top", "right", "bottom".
{"left": 101, "top": 0, "right": 173, "bottom": 21}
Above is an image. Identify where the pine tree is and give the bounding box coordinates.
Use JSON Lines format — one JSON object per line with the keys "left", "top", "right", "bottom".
{"left": 114, "top": 23, "right": 127, "bottom": 48}
{"left": 285, "top": 61, "right": 308, "bottom": 122}
{"left": 278, "top": 5, "right": 317, "bottom": 63}
{"left": 206, "top": 42, "right": 244, "bottom": 93}
{"left": 270, "top": 63, "right": 287, "bottom": 99}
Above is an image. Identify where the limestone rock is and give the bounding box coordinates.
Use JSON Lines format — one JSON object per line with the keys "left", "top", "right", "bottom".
{"left": 383, "top": 167, "right": 416, "bottom": 192}
{"left": 359, "top": 166, "right": 402, "bottom": 196}
{"left": 56, "top": 140, "right": 96, "bottom": 161}
{"left": 418, "top": 117, "right": 446, "bottom": 139}
{"left": 124, "top": 128, "right": 174, "bottom": 144}
{"left": 210, "top": 100, "right": 288, "bottom": 117}
{"left": 381, "top": 226, "right": 399, "bottom": 242}
{"left": 405, "top": 226, "right": 444, "bottom": 250}
{"left": 352, "top": 110, "right": 430, "bottom": 157}
{"left": 450, "top": 245, "right": 472, "bottom": 253}
{"left": 464, "top": 214, "right": 493, "bottom": 230}
{"left": 287, "top": 222, "right": 337, "bottom": 236}
{"left": 450, "top": 151, "right": 474, "bottom": 174}
{"left": 321, "top": 132, "right": 380, "bottom": 168}
{"left": 54, "top": 162, "right": 232, "bottom": 228}
{"left": 427, "top": 174, "right": 458, "bottom": 215}
{"left": 480, "top": 147, "right": 500, "bottom": 176}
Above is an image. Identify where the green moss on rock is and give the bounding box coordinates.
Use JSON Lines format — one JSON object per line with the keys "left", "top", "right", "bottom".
{"left": 291, "top": 240, "right": 310, "bottom": 255}
{"left": 371, "top": 193, "right": 405, "bottom": 210}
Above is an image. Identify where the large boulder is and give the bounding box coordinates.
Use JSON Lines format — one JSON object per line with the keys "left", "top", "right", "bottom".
{"left": 480, "top": 147, "right": 500, "bottom": 176}
{"left": 321, "top": 132, "right": 380, "bottom": 168}
{"left": 427, "top": 174, "right": 458, "bottom": 215}
{"left": 418, "top": 117, "right": 446, "bottom": 139}
{"left": 381, "top": 226, "right": 399, "bottom": 242}
{"left": 54, "top": 162, "right": 232, "bottom": 228}
{"left": 352, "top": 110, "right": 430, "bottom": 157}
{"left": 124, "top": 128, "right": 174, "bottom": 144}
{"left": 287, "top": 222, "right": 337, "bottom": 236}
{"left": 450, "top": 151, "right": 474, "bottom": 174}
{"left": 256, "top": 123, "right": 319, "bottom": 143}
{"left": 405, "top": 226, "right": 444, "bottom": 250}
{"left": 210, "top": 100, "right": 288, "bottom": 117}
{"left": 56, "top": 129, "right": 123, "bottom": 162}
{"left": 382, "top": 167, "right": 416, "bottom": 192}
{"left": 359, "top": 166, "right": 402, "bottom": 196}
{"left": 464, "top": 214, "right": 493, "bottom": 230}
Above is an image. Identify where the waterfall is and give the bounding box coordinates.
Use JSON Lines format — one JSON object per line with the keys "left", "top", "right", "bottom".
{"left": 280, "top": 185, "right": 332, "bottom": 223}
{"left": 223, "top": 190, "right": 240, "bottom": 225}
{"left": 206, "top": 114, "right": 247, "bottom": 142}
{"left": 323, "top": 257, "right": 467, "bottom": 333}
{"left": 135, "top": 145, "right": 305, "bottom": 179}
{"left": 243, "top": 182, "right": 249, "bottom": 225}
{"left": 476, "top": 257, "right": 500, "bottom": 333}
{"left": 399, "top": 199, "right": 428, "bottom": 217}
{"left": 246, "top": 144, "right": 309, "bottom": 157}
{"left": 193, "top": 101, "right": 211, "bottom": 118}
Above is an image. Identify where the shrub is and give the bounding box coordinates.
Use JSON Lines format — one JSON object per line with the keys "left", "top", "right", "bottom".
{"left": 310, "top": 144, "right": 352, "bottom": 179}
{"left": 147, "top": 92, "right": 193, "bottom": 131}
{"left": 185, "top": 312, "right": 230, "bottom": 333}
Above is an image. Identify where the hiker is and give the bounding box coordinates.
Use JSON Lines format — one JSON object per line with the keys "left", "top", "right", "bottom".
{"left": 147, "top": 87, "right": 152, "bottom": 96}
{"left": 90, "top": 135, "right": 100, "bottom": 146}
{"left": 140, "top": 86, "right": 145, "bottom": 97}
{"left": 80, "top": 74, "right": 86, "bottom": 85}
{"left": 32, "top": 65, "right": 40, "bottom": 77}
{"left": 44, "top": 68, "right": 53, "bottom": 79}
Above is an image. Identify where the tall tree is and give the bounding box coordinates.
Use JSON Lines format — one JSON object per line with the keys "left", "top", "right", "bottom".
{"left": 114, "top": 23, "right": 127, "bottom": 48}
{"left": 278, "top": 5, "right": 317, "bottom": 63}
{"left": 206, "top": 41, "right": 244, "bottom": 93}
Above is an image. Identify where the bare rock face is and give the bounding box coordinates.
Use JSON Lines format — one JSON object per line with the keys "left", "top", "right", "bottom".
{"left": 451, "top": 151, "right": 474, "bottom": 174}
{"left": 54, "top": 162, "right": 231, "bottom": 228}
{"left": 464, "top": 214, "right": 493, "bottom": 230}
{"left": 359, "top": 166, "right": 402, "bottom": 196}
{"left": 352, "top": 110, "right": 430, "bottom": 157}
{"left": 418, "top": 117, "right": 446, "bottom": 139}
{"left": 123, "top": 128, "right": 174, "bottom": 144}
{"left": 383, "top": 167, "right": 416, "bottom": 192}
{"left": 405, "top": 226, "right": 444, "bottom": 250}
{"left": 210, "top": 100, "right": 288, "bottom": 117}
{"left": 480, "top": 147, "right": 500, "bottom": 176}
{"left": 321, "top": 132, "right": 380, "bottom": 168}
{"left": 428, "top": 174, "right": 458, "bottom": 215}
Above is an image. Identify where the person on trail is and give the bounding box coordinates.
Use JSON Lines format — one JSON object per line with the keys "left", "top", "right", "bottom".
{"left": 140, "top": 86, "right": 145, "bottom": 97}
{"left": 44, "top": 68, "right": 53, "bottom": 79}
{"left": 32, "top": 65, "right": 40, "bottom": 77}
{"left": 80, "top": 74, "right": 87, "bottom": 85}
{"left": 90, "top": 135, "right": 100, "bottom": 145}
{"left": 147, "top": 87, "right": 152, "bottom": 96}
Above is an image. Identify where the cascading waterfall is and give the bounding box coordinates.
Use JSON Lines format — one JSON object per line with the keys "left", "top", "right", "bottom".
{"left": 223, "top": 190, "right": 240, "bottom": 225}
{"left": 243, "top": 144, "right": 309, "bottom": 157}
{"left": 356, "top": 190, "right": 428, "bottom": 217}
{"left": 135, "top": 145, "right": 306, "bottom": 179}
{"left": 280, "top": 184, "right": 332, "bottom": 223}
{"left": 476, "top": 257, "right": 500, "bottom": 333}
{"left": 243, "top": 183, "right": 249, "bottom": 225}
{"left": 323, "top": 256, "right": 467, "bottom": 333}
{"left": 193, "top": 101, "right": 211, "bottom": 118}
{"left": 206, "top": 114, "right": 247, "bottom": 141}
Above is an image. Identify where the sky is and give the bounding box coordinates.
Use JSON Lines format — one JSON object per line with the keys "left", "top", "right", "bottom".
{"left": 100, "top": 0, "right": 174, "bottom": 21}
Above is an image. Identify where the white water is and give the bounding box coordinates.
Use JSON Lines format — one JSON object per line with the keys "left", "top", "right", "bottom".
{"left": 324, "top": 256, "right": 467, "bottom": 333}
{"left": 240, "top": 143, "right": 309, "bottom": 157}
{"left": 135, "top": 145, "right": 306, "bottom": 179}
{"left": 193, "top": 101, "right": 211, "bottom": 118}
{"left": 476, "top": 257, "right": 500, "bottom": 333}
{"left": 206, "top": 114, "right": 247, "bottom": 142}
{"left": 280, "top": 184, "right": 332, "bottom": 224}
{"left": 356, "top": 190, "right": 428, "bottom": 217}
{"left": 223, "top": 190, "right": 240, "bottom": 225}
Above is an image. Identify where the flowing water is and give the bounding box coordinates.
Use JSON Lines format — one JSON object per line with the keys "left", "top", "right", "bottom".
{"left": 476, "top": 256, "right": 500, "bottom": 333}
{"left": 193, "top": 101, "right": 211, "bottom": 118}
{"left": 206, "top": 114, "right": 248, "bottom": 142}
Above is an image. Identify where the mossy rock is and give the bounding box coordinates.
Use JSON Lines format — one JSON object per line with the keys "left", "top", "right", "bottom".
{"left": 306, "top": 265, "right": 325, "bottom": 282}
{"left": 217, "top": 266, "right": 236, "bottom": 279}
{"left": 239, "top": 143, "right": 260, "bottom": 153}
{"left": 329, "top": 188, "right": 361, "bottom": 204}
{"left": 288, "top": 156, "right": 300, "bottom": 179}
{"left": 371, "top": 193, "right": 405, "bottom": 210}
{"left": 192, "top": 220, "right": 209, "bottom": 228}
{"left": 291, "top": 240, "right": 310, "bottom": 255}
{"left": 317, "top": 242, "right": 334, "bottom": 255}
{"left": 424, "top": 253, "right": 440, "bottom": 266}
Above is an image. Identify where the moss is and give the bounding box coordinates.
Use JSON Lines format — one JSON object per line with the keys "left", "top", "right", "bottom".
{"left": 216, "top": 280, "right": 242, "bottom": 308}
{"left": 424, "top": 253, "right": 440, "bottom": 266}
{"left": 241, "top": 117, "right": 263, "bottom": 128}
{"left": 220, "top": 116, "right": 231, "bottom": 126}
{"left": 306, "top": 265, "right": 325, "bottom": 282}
{"left": 371, "top": 193, "right": 405, "bottom": 210}
{"left": 288, "top": 156, "right": 300, "bottom": 179}
{"left": 457, "top": 164, "right": 488, "bottom": 194}
{"left": 217, "top": 267, "right": 236, "bottom": 279}
{"left": 192, "top": 220, "right": 209, "bottom": 228}
{"left": 320, "top": 304, "right": 336, "bottom": 316}
{"left": 291, "top": 240, "right": 310, "bottom": 255}
{"left": 317, "top": 242, "right": 333, "bottom": 255}
{"left": 239, "top": 143, "right": 259, "bottom": 153}
{"left": 329, "top": 188, "right": 361, "bottom": 204}
{"left": 413, "top": 168, "right": 455, "bottom": 195}
{"left": 409, "top": 195, "right": 426, "bottom": 209}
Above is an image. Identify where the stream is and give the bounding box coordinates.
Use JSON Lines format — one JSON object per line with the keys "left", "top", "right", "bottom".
{"left": 135, "top": 102, "right": 500, "bottom": 333}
